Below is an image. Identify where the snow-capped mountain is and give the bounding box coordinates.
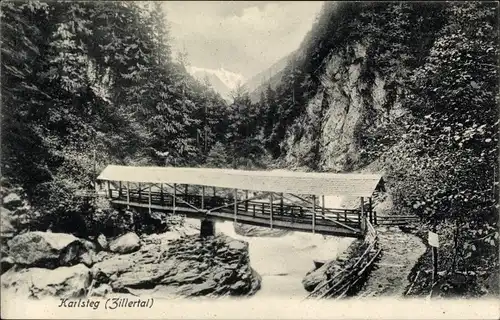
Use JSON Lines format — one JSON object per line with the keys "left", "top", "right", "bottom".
{"left": 187, "top": 66, "right": 245, "bottom": 101}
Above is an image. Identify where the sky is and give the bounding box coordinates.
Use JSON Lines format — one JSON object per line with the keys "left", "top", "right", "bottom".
{"left": 161, "top": 1, "right": 324, "bottom": 79}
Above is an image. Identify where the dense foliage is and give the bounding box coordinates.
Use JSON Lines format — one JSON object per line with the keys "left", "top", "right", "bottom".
{"left": 249, "top": 1, "right": 498, "bottom": 296}
{"left": 1, "top": 1, "right": 228, "bottom": 235}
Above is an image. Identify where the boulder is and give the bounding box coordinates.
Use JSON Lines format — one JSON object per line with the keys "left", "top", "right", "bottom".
{"left": 8, "top": 231, "right": 88, "bottom": 269}
{"left": 109, "top": 232, "right": 140, "bottom": 254}
{"left": 1, "top": 263, "right": 91, "bottom": 299}
{"left": 97, "top": 234, "right": 108, "bottom": 251}
{"left": 302, "top": 262, "right": 331, "bottom": 292}
{"left": 2, "top": 193, "right": 22, "bottom": 210}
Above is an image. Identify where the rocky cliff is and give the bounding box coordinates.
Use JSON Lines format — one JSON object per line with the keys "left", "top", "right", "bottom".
{"left": 281, "top": 42, "right": 406, "bottom": 172}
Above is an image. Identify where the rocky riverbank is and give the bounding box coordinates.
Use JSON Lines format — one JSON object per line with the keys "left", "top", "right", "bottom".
{"left": 1, "top": 228, "right": 261, "bottom": 300}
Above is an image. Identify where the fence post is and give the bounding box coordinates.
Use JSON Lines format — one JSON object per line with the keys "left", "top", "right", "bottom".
{"left": 312, "top": 195, "right": 316, "bottom": 234}
{"left": 234, "top": 189, "right": 238, "bottom": 222}
{"left": 270, "top": 193, "right": 274, "bottom": 229}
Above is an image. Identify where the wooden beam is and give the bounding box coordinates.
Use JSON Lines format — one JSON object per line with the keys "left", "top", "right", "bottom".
{"left": 312, "top": 195, "right": 316, "bottom": 233}
{"left": 321, "top": 195, "right": 325, "bottom": 219}
{"left": 160, "top": 183, "right": 164, "bottom": 204}
{"left": 148, "top": 184, "right": 152, "bottom": 214}
{"left": 126, "top": 182, "right": 130, "bottom": 210}
{"left": 280, "top": 193, "right": 284, "bottom": 215}
{"left": 118, "top": 181, "right": 122, "bottom": 198}
{"left": 206, "top": 192, "right": 270, "bottom": 214}
{"left": 107, "top": 181, "right": 111, "bottom": 198}
{"left": 138, "top": 182, "right": 142, "bottom": 201}
{"left": 360, "top": 197, "right": 365, "bottom": 233}
{"left": 234, "top": 189, "right": 237, "bottom": 222}
{"left": 201, "top": 186, "right": 205, "bottom": 209}
{"left": 213, "top": 187, "right": 216, "bottom": 197}
{"left": 368, "top": 197, "right": 373, "bottom": 223}
{"left": 173, "top": 183, "right": 177, "bottom": 215}
{"left": 245, "top": 190, "right": 249, "bottom": 211}
{"left": 270, "top": 193, "right": 274, "bottom": 229}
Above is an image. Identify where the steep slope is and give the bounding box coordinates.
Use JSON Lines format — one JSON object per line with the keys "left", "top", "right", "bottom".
{"left": 246, "top": 52, "right": 294, "bottom": 103}
{"left": 250, "top": 1, "right": 498, "bottom": 298}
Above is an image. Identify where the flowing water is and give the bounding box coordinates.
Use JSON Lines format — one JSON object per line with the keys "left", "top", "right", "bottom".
{"left": 216, "top": 195, "right": 354, "bottom": 298}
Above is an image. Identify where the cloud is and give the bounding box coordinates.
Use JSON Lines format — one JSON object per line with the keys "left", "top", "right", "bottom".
{"left": 162, "top": 1, "right": 323, "bottom": 78}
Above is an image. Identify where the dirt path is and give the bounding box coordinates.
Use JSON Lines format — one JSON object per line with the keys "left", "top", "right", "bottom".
{"left": 357, "top": 226, "right": 426, "bottom": 297}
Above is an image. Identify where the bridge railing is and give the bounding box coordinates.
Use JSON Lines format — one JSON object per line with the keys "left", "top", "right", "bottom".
{"left": 108, "top": 188, "right": 364, "bottom": 231}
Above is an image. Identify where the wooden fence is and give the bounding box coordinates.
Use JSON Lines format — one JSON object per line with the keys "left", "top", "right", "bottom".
{"left": 304, "top": 218, "right": 381, "bottom": 300}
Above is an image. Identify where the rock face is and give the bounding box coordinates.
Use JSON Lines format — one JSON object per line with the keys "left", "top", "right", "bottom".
{"left": 92, "top": 234, "right": 261, "bottom": 297}
{"left": 281, "top": 43, "right": 406, "bottom": 172}
{"left": 1, "top": 263, "right": 91, "bottom": 299}
{"left": 108, "top": 232, "right": 141, "bottom": 254}
{"left": 8, "top": 232, "right": 88, "bottom": 269}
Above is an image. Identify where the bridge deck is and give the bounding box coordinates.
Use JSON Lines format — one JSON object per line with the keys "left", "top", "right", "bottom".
{"left": 109, "top": 189, "right": 364, "bottom": 238}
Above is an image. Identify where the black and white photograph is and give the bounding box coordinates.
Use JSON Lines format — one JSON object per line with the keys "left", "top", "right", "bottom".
{"left": 0, "top": 1, "right": 498, "bottom": 319}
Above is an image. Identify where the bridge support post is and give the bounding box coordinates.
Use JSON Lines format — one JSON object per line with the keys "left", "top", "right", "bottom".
{"left": 138, "top": 183, "right": 142, "bottom": 201}
{"left": 321, "top": 195, "right": 325, "bottom": 219}
{"left": 201, "top": 186, "right": 205, "bottom": 209}
{"left": 245, "top": 190, "right": 248, "bottom": 212}
{"left": 280, "top": 193, "right": 284, "bottom": 215}
{"left": 368, "top": 197, "right": 373, "bottom": 224}
{"left": 148, "top": 184, "right": 152, "bottom": 214}
{"left": 173, "top": 183, "right": 177, "bottom": 215}
{"left": 270, "top": 193, "right": 274, "bottom": 229}
{"left": 126, "top": 182, "right": 130, "bottom": 209}
{"left": 200, "top": 218, "right": 215, "bottom": 238}
{"left": 312, "top": 195, "right": 316, "bottom": 234}
{"left": 118, "top": 181, "right": 122, "bottom": 198}
{"left": 107, "top": 181, "right": 111, "bottom": 198}
{"left": 234, "top": 189, "right": 238, "bottom": 222}
{"left": 360, "top": 197, "right": 366, "bottom": 234}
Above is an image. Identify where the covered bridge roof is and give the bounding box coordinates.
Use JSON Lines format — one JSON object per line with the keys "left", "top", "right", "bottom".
{"left": 97, "top": 165, "right": 384, "bottom": 197}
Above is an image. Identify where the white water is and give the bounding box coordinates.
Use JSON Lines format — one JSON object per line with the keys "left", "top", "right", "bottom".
{"left": 216, "top": 195, "right": 354, "bottom": 298}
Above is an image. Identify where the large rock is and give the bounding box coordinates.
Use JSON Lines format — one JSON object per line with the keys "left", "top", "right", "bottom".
{"left": 8, "top": 232, "right": 88, "bottom": 269}
{"left": 302, "top": 262, "right": 330, "bottom": 292}
{"left": 108, "top": 232, "right": 141, "bottom": 254}
{"left": 1, "top": 263, "right": 91, "bottom": 299}
{"left": 97, "top": 234, "right": 108, "bottom": 250}
{"left": 2, "top": 193, "right": 22, "bottom": 210}
{"left": 92, "top": 234, "right": 261, "bottom": 298}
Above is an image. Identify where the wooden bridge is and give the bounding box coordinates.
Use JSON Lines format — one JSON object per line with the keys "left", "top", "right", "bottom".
{"left": 97, "top": 165, "right": 386, "bottom": 238}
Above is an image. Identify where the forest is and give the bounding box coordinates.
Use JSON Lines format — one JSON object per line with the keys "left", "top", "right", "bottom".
{"left": 1, "top": 1, "right": 498, "bottom": 297}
